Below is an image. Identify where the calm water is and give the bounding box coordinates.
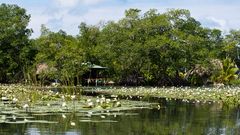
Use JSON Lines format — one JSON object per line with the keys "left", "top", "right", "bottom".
{"left": 0, "top": 101, "right": 240, "bottom": 135}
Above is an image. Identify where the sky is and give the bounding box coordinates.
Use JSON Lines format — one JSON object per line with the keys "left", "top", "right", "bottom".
{"left": 1, "top": 0, "right": 240, "bottom": 38}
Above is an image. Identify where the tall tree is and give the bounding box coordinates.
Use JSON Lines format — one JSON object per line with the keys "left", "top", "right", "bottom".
{"left": 34, "top": 27, "right": 87, "bottom": 85}
{"left": 0, "top": 4, "right": 31, "bottom": 83}
{"left": 78, "top": 22, "right": 100, "bottom": 63}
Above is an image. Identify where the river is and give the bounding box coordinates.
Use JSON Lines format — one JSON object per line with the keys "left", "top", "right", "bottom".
{"left": 0, "top": 100, "right": 239, "bottom": 135}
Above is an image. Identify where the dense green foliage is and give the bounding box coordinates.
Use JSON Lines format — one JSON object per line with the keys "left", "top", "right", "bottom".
{"left": 32, "top": 25, "right": 87, "bottom": 85}
{"left": 0, "top": 4, "right": 32, "bottom": 83}
{"left": 1, "top": 3, "right": 240, "bottom": 86}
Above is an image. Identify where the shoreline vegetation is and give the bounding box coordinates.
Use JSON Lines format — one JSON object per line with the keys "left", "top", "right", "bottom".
{"left": 1, "top": 3, "right": 240, "bottom": 87}
{"left": 1, "top": 84, "right": 240, "bottom": 108}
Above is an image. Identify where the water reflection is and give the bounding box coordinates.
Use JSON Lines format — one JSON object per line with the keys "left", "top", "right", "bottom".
{"left": 1, "top": 101, "right": 240, "bottom": 135}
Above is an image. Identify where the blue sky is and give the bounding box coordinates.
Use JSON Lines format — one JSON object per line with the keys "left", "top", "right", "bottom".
{"left": 1, "top": 0, "right": 240, "bottom": 38}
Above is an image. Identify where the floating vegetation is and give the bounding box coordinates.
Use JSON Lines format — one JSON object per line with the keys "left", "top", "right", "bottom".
{"left": 5, "top": 84, "right": 239, "bottom": 126}
{"left": 0, "top": 84, "right": 159, "bottom": 125}
{"left": 2, "top": 120, "right": 58, "bottom": 124}
{"left": 79, "top": 119, "right": 118, "bottom": 123}
{"left": 86, "top": 86, "right": 240, "bottom": 107}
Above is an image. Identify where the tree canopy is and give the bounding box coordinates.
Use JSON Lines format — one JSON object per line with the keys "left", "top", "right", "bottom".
{"left": 0, "top": 4, "right": 240, "bottom": 86}
{"left": 0, "top": 4, "right": 32, "bottom": 83}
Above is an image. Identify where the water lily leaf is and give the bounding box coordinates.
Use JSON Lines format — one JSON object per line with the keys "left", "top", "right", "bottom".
{"left": 79, "top": 119, "right": 118, "bottom": 123}
{"left": 6, "top": 116, "right": 34, "bottom": 119}
{"left": 4, "top": 121, "right": 27, "bottom": 124}
{"left": 25, "top": 120, "right": 58, "bottom": 124}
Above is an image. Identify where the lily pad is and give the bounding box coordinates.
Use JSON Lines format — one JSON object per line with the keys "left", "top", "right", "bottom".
{"left": 79, "top": 119, "right": 118, "bottom": 123}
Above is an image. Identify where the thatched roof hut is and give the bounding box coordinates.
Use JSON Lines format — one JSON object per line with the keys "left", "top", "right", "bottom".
{"left": 36, "top": 63, "right": 49, "bottom": 75}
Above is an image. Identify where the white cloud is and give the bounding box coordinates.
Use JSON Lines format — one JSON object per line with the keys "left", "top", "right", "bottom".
{"left": 205, "top": 17, "right": 227, "bottom": 30}
{"left": 54, "top": 0, "right": 80, "bottom": 8}
{"left": 27, "top": 0, "right": 116, "bottom": 38}
{"left": 26, "top": 7, "right": 53, "bottom": 38}
{"left": 54, "top": 0, "right": 106, "bottom": 7}
{"left": 23, "top": 0, "right": 240, "bottom": 38}
{"left": 82, "top": 0, "right": 107, "bottom": 5}
{"left": 81, "top": 7, "right": 124, "bottom": 24}
{"left": 42, "top": 6, "right": 124, "bottom": 37}
{"left": 28, "top": 14, "right": 52, "bottom": 37}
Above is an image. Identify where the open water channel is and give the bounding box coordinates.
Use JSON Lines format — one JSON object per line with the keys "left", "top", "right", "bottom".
{"left": 0, "top": 99, "right": 239, "bottom": 135}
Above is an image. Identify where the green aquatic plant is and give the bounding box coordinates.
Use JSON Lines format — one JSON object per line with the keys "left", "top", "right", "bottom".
{"left": 0, "top": 84, "right": 160, "bottom": 125}
{"left": 87, "top": 86, "right": 240, "bottom": 107}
